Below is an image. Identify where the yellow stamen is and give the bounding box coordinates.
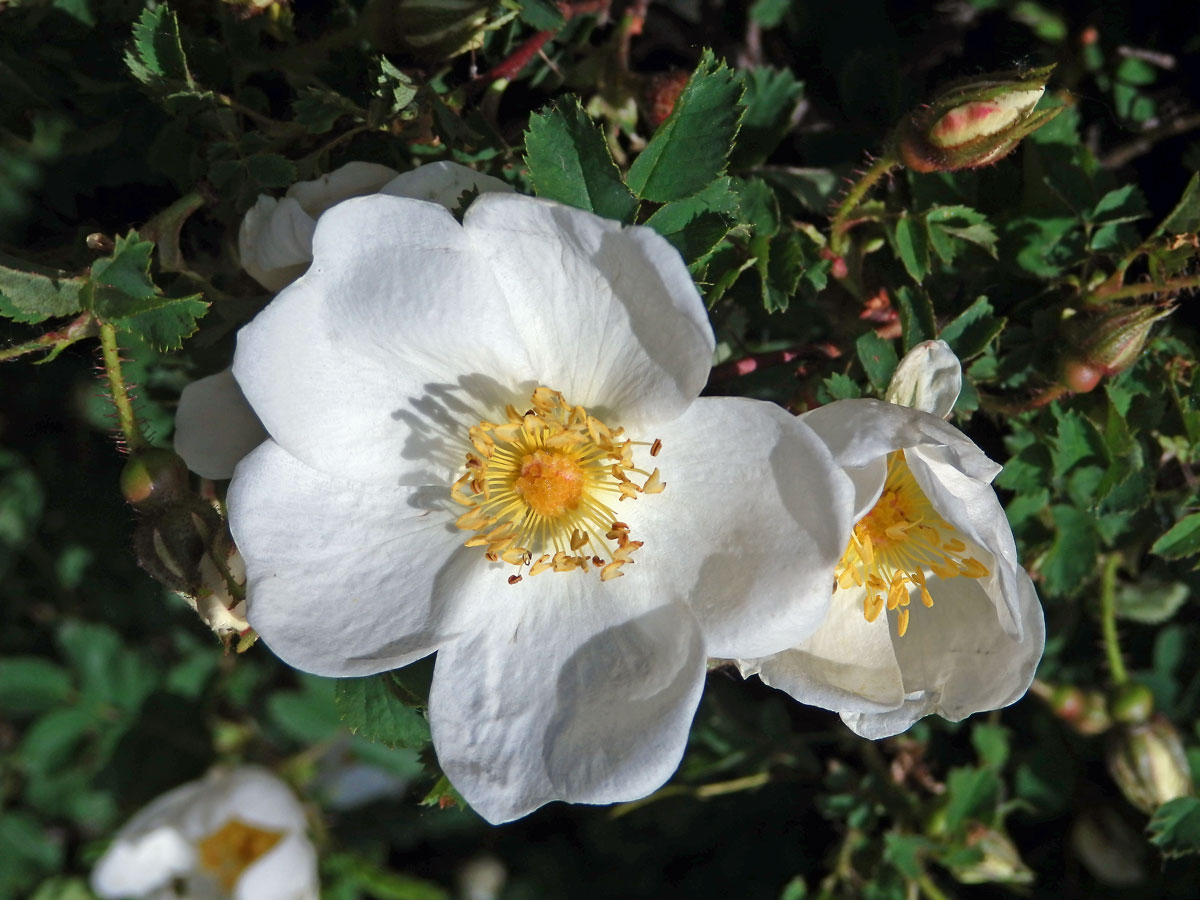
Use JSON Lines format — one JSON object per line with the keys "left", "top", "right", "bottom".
{"left": 454, "top": 387, "right": 663, "bottom": 581}
{"left": 834, "top": 450, "right": 990, "bottom": 637}
{"left": 196, "top": 820, "right": 284, "bottom": 893}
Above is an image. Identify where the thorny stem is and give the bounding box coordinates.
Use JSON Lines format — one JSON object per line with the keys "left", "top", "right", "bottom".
{"left": 1100, "top": 554, "right": 1129, "bottom": 686}
{"left": 979, "top": 383, "right": 1068, "bottom": 415}
{"left": 0, "top": 311, "right": 98, "bottom": 362}
{"left": 1086, "top": 273, "right": 1200, "bottom": 305}
{"left": 98, "top": 322, "right": 148, "bottom": 452}
{"left": 476, "top": 0, "right": 609, "bottom": 86}
{"left": 830, "top": 153, "right": 900, "bottom": 256}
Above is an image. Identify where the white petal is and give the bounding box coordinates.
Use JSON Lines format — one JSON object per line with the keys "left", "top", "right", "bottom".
{"left": 233, "top": 195, "right": 535, "bottom": 484}
{"left": 885, "top": 339, "right": 962, "bottom": 418}
{"left": 174, "top": 369, "right": 268, "bottom": 479}
{"left": 802, "top": 399, "right": 1000, "bottom": 483}
{"left": 380, "top": 160, "right": 514, "bottom": 207}
{"left": 234, "top": 833, "right": 319, "bottom": 900}
{"left": 741, "top": 588, "right": 905, "bottom": 716}
{"left": 906, "top": 444, "right": 1028, "bottom": 639}
{"left": 625, "top": 397, "right": 855, "bottom": 658}
{"left": 428, "top": 581, "right": 706, "bottom": 824}
{"left": 238, "top": 196, "right": 318, "bottom": 292}
{"left": 841, "top": 570, "right": 1044, "bottom": 739}
{"left": 91, "top": 826, "right": 195, "bottom": 898}
{"left": 286, "top": 161, "right": 399, "bottom": 216}
{"left": 229, "top": 441, "right": 470, "bottom": 676}
{"left": 462, "top": 193, "right": 715, "bottom": 428}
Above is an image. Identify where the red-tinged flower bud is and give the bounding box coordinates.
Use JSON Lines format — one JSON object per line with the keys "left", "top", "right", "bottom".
{"left": 1110, "top": 682, "right": 1155, "bottom": 725}
{"left": 641, "top": 71, "right": 690, "bottom": 130}
{"left": 121, "top": 448, "right": 190, "bottom": 507}
{"left": 892, "top": 65, "right": 1061, "bottom": 173}
{"left": 1106, "top": 715, "right": 1194, "bottom": 814}
{"left": 1059, "top": 305, "right": 1173, "bottom": 390}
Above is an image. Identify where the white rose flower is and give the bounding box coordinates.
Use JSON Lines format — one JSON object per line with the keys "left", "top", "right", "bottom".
{"left": 91, "top": 766, "right": 317, "bottom": 900}
{"left": 225, "top": 190, "right": 855, "bottom": 823}
{"left": 238, "top": 159, "right": 514, "bottom": 292}
{"left": 176, "top": 161, "right": 513, "bottom": 479}
{"left": 738, "top": 398, "right": 1044, "bottom": 739}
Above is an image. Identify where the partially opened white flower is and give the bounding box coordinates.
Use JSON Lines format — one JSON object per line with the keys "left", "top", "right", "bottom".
{"left": 91, "top": 766, "right": 317, "bottom": 900}
{"left": 885, "top": 339, "right": 962, "bottom": 418}
{"left": 223, "top": 190, "right": 855, "bottom": 822}
{"left": 176, "top": 161, "right": 514, "bottom": 479}
{"left": 738, "top": 398, "right": 1044, "bottom": 739}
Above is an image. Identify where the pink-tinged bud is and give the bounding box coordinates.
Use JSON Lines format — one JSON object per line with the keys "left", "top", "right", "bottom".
{"left": 950, "top": 824, "right": 1034, "bottom": 886}
{"left": 641, "top": 71, "right": 690, "bottom": 130}
{"left": 893, "top": 65, "right": 1061, "bottom": 173}
{"left": 1106, "top": 716, "right": 1194, "bottom": 814}
{"left": 1059, "top": 304, "right": 1173, "bottom": 389}
{"left": 121, "top": 448, "right": 190, "bottom": 506}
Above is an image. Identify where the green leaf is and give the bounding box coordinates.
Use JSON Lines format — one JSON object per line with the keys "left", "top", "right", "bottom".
{"left": 944, "top": 767, "right": 1000, "bottom": 831}
{"left": 855, "top": 331, "right": 898, "bottom": 393}
{"left": 822, "top": 373, "right": 862, "bottom": 401}
{"left": 1041, "top": 505, "right": 1099, "bottom": 596}
{"left": 883, "top": 833, "right": 931, "bottom": 879}
{"left": 891, "top": 214, "right": 929, "bottom": 282}
{"left": 894, "top": 286, "right": 936, "bottom": 350}
{"left": 294, "top": 88, "right": 363, "bottom": 134}
{"left": 124, "top": 5, "right": 192, "bottom": 86}
{"left": 110, "top": 293, "right": 209, "bottom": 351}
{"left": 757, "top": 232, "right": 807, "bottom": 313}
{"left": 30, "top": 877, "right": 94, "bottom": 900}
{"left": 56, "top": 621, "right": 158, "bottom": 714}
{"left": 1148, "top": 796, "right": 1200, "bottom": 858}
{"left": 939, "top": 296, "right": 1006, "bottom": 360}
{"left": 749, "top": 0, "right": 791, "bottom": 27}
{"left": 0, "top": 813, "right": 63, "bottom": 898}
{"left": 326, "top": 852, "right": 450, "bottom": 900}
{"left": 1159, "top": 173, "right": 1200, "bottom": 235}
{"left": 524, "top": 97, "right": 638, "bottom": 222}
{"left": 971, "top": 723, "right": 1010, "bottom": 769}
{"left": 85, "top": 232, "right": 157, "bottom": 316}
{"left": 1151, "top": 513, "right": 1200, "bottom": 560}
{"left": 626, "top": 49, "right": 744, "bottom": 203}
{"left": 1051, "top": 409, "right": 1105, "bottom": 478}
{"left": 517, "top": 0, "right": 565, "bottom": 30}
{"left": 334, "top": 673, "right": 432, "bottom": 750}
{"left": 730, "top": 68, "right": 805, "bottom": 170}
{"left": 0, "top": 251, "right": 86, "bottom": 324}
{"left": 375, "top": 56, "right": 419, "bottom": 119}
{"left": 246, "top": 153, "right": 298, "bottom": 191}
{"left": 1115, "top": 578, "right": 1189, "bottom": 624}
{"left": 924, "top": 205, "right": 998, "bottom": 263}
{"left": 0, "top": 658, "right": 72, "bottom": 716}
{"left": 1087, "top": 184, "right": 1148, "bottom": 226}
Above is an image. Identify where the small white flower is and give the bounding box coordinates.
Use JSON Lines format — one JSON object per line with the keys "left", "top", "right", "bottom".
{"left": 884, "top": 339, "right": 962, "bottom": 418}
{"left": 225, "top": 191, "right": 854, "bottom": 822}
{"left": 91, "top": 766, "right": 317, "bottom": 900}
{"left": 738, "top": 398, "right": 1044, "bottom": 739}
{"left": 176, "top": 161, "right": 513, "bottom": 479}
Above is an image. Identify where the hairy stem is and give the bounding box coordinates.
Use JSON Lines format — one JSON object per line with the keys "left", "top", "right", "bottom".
{"left": 0, "top": 312, "right": 98, "bottom": 362}
{"left": 1086, "top": 273, "right": 1200, "bottom": 305}
{"left": 1100, "top": 554, "right": 1129, "bottom": 685}
{"left": 99, "top": 323, "right": 147, "bottom": 452}
{"left": 830, "top": 154, "right": 900, "bottom": 255}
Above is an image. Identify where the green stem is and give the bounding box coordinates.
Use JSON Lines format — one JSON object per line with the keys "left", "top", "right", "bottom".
{"left": 0, "top": 311, "right": 98, "bottom": 363}
{"left": 1086, "top": 273, "right": 1200, "bottom": 305}
{"left": 98, "top": 323, "right": 147, "bottom": 452}
{"left": 830, "top": 153, "right": 900, "bottom": 256}
{"left": 1100, "top": 554, "right": 1128, "bottom": 685}
{"left": 916, "top": 872, "right": 954, "bottom": 900}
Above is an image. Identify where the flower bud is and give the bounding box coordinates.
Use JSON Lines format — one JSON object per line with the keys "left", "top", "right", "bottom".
{"left": 893, "top": 65, "right": 1061, "bottom": 173}
{"left": 641, "top": 71, "right": 689, "bottom": 130}
{"left": 1048, "top": 684, "right": 1111, "bottom": 735}
{"left": 121, "top": 448, "right": 190, "bottom": 507}
{"left": 1106, "top": 715, "right": 1194, "bottom": 814}
{"left": 1059, "top": 304, "right": 1173, "bottom": 391}
{"left": 1109, "top": 681, "right": 1154, "bottom": 725}
{"left": 368, "top": 0, "right": 490, "bottom": 59}
{"left": 131, "top": 498, "right": 223, "bottom": 596}
{"left": 949, "top": 824, "right": 1034, "bottom": 886}
{"left": 885, "top": 339, "right": 961, "bottom": 418}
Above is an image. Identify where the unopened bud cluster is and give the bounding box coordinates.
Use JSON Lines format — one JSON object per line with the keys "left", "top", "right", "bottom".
{"left": 893, "top": 64, "right": 1060, "bottom": 173}
{"left": 1059, "top": 304, "right": 1173, "bottom": 393}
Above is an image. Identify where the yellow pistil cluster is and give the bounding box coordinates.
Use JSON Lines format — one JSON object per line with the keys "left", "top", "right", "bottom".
{"left": 196, "top": 819, "right": 284, "bottom": 892}
{"left": 836, "top": 450, "right": 990, "bottom": 637}
{"left": 451, "top": 386, "right": 664, "bottom": 583}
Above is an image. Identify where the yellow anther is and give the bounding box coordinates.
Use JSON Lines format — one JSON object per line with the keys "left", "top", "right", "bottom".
{"left": 896, "top": 607, "right": 910, "bottom": 637}
{"left": 642, "top": 468, "right": 665, "bottom": 494}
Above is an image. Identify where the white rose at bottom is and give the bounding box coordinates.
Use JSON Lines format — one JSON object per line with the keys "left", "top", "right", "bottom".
{"left": 91, "top": 766, "right": 317, "bottom": 900}
{"left": 738, "top": 398, "right": 1045, "bottom": 739}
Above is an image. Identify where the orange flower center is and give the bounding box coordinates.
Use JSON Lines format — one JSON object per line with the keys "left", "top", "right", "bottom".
{"left": 196, "top": 819, "right": 284, "bottom": 892}
{"left": 452, "top": 387, "right": 664, "bottom": 583}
